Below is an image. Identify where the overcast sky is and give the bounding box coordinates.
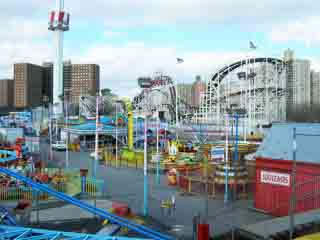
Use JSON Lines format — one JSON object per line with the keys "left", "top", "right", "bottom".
{"left": 1, "top": 0, "right": 320, "bottom": 97}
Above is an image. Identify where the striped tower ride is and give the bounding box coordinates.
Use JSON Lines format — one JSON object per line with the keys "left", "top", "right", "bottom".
{"left": 48, "top": 0, "right": 70, "bottom": 116}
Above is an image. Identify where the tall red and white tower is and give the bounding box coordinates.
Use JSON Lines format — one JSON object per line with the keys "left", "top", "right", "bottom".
{"left": 48, "top": 0, "right": 70, "bottom": 113}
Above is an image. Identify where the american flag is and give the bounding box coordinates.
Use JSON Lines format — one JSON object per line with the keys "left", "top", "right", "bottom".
{"left": 177, "top": 58, "right": 184, "bottom": 63}
{"left": 249, "top": 41, "right": 257, "bottom": 49}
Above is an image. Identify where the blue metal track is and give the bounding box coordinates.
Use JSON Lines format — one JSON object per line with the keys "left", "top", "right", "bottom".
{"left": 0, "top": 207, "right": 17, "bottom": 226}
{"left": 0, "top": 225, "right": 144, "bottom": 240}
{"left": 0, "top": 155, "right": 173, "bottom": 240}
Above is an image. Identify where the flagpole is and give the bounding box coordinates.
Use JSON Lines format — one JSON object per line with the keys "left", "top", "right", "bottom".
{"left": 176, "top": 58, "right": 184, "bottom": 140}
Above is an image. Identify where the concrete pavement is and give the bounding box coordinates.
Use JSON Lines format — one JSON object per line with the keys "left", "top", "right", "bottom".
{"left": 41, "top": 142, "right": 272, "bottom": 238}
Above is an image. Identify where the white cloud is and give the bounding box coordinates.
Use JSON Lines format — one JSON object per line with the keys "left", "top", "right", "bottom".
{"left": 70, "top": 42, "right": 245, "bottom": 97}
{"left": 1, "top": 0, "right": 320, "bottom": 99}
{"left": 3, "top": 0, "right": 319, "bottom": 27}
{"left": 67, "top": 0, "right": 319, "bottom": 27}
{"left": 0, "top": 41, "right": 52, "bottom": 78}
{"left": 103, "top": 31, "right": 124, "bottom": 38}
{"left": 0, "top": 20, "right": 49, "bottom": 41}
{"left": 269, "top": 17, "right": 320, "bottom": 46}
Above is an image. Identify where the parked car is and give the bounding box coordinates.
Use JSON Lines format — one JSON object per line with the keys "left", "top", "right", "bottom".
{"left": 90, "top": 150, "right": 103, "bottom": 160}
{"left": 52, "top": 141, "right": 67, "bottom": 151}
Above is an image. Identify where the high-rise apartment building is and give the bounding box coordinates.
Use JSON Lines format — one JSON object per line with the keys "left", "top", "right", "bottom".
{"left": 178, "top": 83, "right": 192, "bottom": 106}
{"left": 284, "top": 49, "right": 311, "bottom": 111}
{"left": 63, "top": 60, "right": 72, "bottom": 96}
{"left": 0, "top": 79, "right": 14, "bottom": 108}
{"left": 14, "top": 63, "right": 43, "bottom": 109}
{"left": 41, "top": 61, "right": 100, "bottom": 104}
{"left": 311, "top": 71, "right": 320, "bottom": 106}
{"left": 191, "top": 75, "right": 206, "bottom": 107}
{"left": 42, "top": 62, "right": 53, "bottom": 102}
{"left": 69, "top": 64, "right": 100, "bottom": 103}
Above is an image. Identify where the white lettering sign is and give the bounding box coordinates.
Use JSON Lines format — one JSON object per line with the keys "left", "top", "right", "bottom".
{"left": 261, "top": 171, "right": 290, "bottom": 186}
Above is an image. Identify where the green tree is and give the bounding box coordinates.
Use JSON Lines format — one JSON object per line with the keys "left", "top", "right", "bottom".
{"left": 101, "top": 88, "right": 114, "bottom": 96}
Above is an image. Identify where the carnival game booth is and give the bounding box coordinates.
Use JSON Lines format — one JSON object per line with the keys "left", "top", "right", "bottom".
{"left": 254, "top": 123, "right": 320, "bottom": 217}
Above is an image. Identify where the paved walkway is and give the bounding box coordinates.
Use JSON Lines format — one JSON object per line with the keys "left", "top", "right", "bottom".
{"left": 41, "top": 142, "right": 272, "bottom": 238}
{"left": 238, "top": 208, "right": 320, "bottom": 239}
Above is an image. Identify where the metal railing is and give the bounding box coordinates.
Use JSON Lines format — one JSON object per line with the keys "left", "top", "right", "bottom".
{"left": 85, "top": 177, "right": 105, "bottom": 197}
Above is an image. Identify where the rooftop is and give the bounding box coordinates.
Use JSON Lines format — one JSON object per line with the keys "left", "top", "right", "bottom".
{"left": 256, "top": 123, "right": 320, "bottom": 163}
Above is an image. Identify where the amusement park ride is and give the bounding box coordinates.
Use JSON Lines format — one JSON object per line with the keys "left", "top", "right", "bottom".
{"left": 197, "top": 57, "right": 286, "bottom": 129}
{"left": 133, "top": 73, "right": 197, "bottom": 123}
{"left": 0, "top": 0, "right": 295, "bottom": 238}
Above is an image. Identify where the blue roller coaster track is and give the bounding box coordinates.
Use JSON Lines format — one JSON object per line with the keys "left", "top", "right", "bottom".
{"left": 0, "top": 150, "right": 174, "bottom": 240}
{"left": 0, "top": 225, "right": 143, "bottom": 240}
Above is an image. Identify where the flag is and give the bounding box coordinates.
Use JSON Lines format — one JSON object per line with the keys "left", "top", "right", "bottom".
{"left": 249, "top": 41, "right": 257, "bottom": 49}
{"left": 177, "top": 58, "right": 184, "bottom": 63}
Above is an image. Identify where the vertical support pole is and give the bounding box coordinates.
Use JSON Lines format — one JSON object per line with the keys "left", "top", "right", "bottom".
{"left": 247, "top": 57, "right": 251, "bottom": 133}
{"left": 65, "top": 98, "right": 69, "bottom": 168}
{"left": 217, "top": 75, "right": 220, "bottom": 126}
{"left": 289, "top": 127, "right": 297, "bottom": 240}
{"left": 204, "top": 145, "right": 209, "bottom": 222}
{"left": 36, "top": 190, "right": 39, "bottom": 225}
{"left": 144, "top": 113, "right": 149, "bottom": 216}
{"left": 128, "top": 112, "right": 133, "bottom": 150}
{"left": 234, "top": 114, "right": 239, "bottom": 162}
{"left": 243, "top": 118, "right": 246, "bottom": 142}
{"left": 94, "top": 95, "right": 99, "bottom": 218}
{"left": 116, "top": 104, "right": 118, "bottom": 168}
{"left": 156, "top": 110, "right": 160, "bottom": 185}
{"left": 175, "top": 80, "right": 179, "bottom": 139}
{"left": 94, "top": 95, "right": 99, "bottom": 178}
{"left": 49, "top": 104, "right": 53, "bottom": 162}
{"left": 135, "top": 116, "right": 138, "bottom": 149}
{"left": 224, "top": 114, "right": 229, "bottom": 204}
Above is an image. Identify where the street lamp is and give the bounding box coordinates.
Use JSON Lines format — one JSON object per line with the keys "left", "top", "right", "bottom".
{"left": 94, "top": 92, "right": 101, "bottom": 179}
{"left": 224, "top": 108, "right": 246, "bottom": 203}
{"left": 137, "top": 77, "right": 152, "bottom": 217}
{"left": 289, "top": 127, "right": 297, "bottom": 240}
{"left": 41, "top": 95, "right": 49, "bottom": 132}
{"left": 64, "top": 92, "right": 69, "bottom": 169}
{"left": 115, "top": 100, "right": 123, "bottom": 169}
{"left": 49, "top": 103, "right": 53, "bottom": 162}
{"left": 156, "top": 107, "right": 160, "bottom": 185}
{"left": 176, "top": 58, "right": 184, "bottom": 139}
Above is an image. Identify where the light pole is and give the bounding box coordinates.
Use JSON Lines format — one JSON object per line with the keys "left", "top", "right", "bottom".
{"left": 137, "top": 77, "right": 153, "bottom": 217}
{"left": 289, "top": 127, "right": 297, "bottom": 240}
{"left": 176, "top": 58, "right": 184, "bottom": 139}
{"left": 224, "top": 114, "right": 229, "bottom": 204}
{"left": 115, "top": 100, "right": 122, "bottom": 169}
{"left": 225, "top": 108, "right": 246, "bottom": 203}
{"left": 156, "top": 109, "right": 160, "bottom": 184}
{"left": 49, "top": 104, "right": 53, "bottom": 162}
{"left": 65, "top": 93, "right": 69, "bottom": 169}
{"left": 116, "top": 103, "right": 118, "bottom": 168}
{"left": 93, "top": 92, "right": 101, "bottom": 179}
{"left": 143, "top": 109, "right": 148, "bottom": 216}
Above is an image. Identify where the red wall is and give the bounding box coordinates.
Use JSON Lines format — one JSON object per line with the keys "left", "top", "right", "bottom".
{"left": 255, "top": 157, "right": 320, "bottom": 216}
